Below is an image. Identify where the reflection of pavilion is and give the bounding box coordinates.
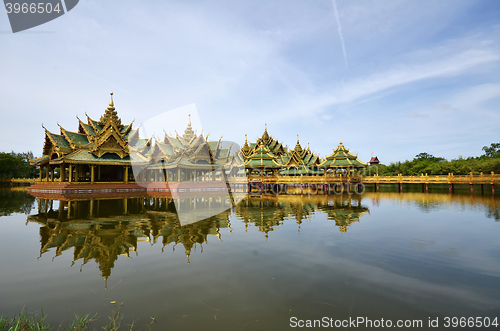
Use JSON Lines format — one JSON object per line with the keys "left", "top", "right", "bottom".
{"left": 317, "top": 198, "right": 370, "bottom": 233}
{"left": 233, "top": 194, "right": 370, "bottom": 236}
{"left": 27, "top": 194, "right": 371, "bottom": 286}
{"left": 27, "top": 196, "right": 232, "bottom": 288}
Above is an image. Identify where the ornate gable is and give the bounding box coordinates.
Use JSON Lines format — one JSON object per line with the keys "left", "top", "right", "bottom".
{"left": 90, "top": 93, "right": 130, "bottom": 159}
{"left": 283, "top": 135, "right": 306, "bottom": 169}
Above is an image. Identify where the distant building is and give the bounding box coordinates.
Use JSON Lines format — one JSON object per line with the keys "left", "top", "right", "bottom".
{"left": 369, "top": 156, "right": 380, "bottom": 165}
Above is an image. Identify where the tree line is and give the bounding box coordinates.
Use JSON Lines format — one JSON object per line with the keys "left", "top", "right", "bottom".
{"left": 0, "top": 151, "right": 38, "bottom": 179}
{"left": 373, "top": 143, "right": 500, "bottom": 176}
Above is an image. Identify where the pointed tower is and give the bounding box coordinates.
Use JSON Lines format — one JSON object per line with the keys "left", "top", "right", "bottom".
{"left": 241, "top": 134, "right": 251, "bottom": 157}
{"left": 182, "top": 114, "right": 196, "bottom": 143}
{"left": 90, "top": 92, "right": 129, "bottom": 158}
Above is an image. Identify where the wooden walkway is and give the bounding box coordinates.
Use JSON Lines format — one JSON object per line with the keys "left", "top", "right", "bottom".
{"left": 3, "top": 172, "right": 499, "bottom": 195}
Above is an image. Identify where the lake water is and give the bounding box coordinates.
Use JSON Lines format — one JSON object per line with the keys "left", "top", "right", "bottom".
{"left": 0, "top": 187, "right": 499, "bottom": 330}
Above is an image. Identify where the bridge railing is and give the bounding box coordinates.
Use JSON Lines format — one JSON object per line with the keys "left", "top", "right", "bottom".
{"left": 363, "top": 172, "right": 500, "bottom": 184}
{"left": 242, "top": 172, "right": 499, "bottom": 185}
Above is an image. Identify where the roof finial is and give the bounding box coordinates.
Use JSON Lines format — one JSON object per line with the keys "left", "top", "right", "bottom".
{"left": 188, "top": 113, "right": 191, "bottom": 126}
{"left": 297, "top": 134, "right": 299, "bottom": 143}
{"left": 107, "top": 92, "right": 115, "bottom": 111}
{"left": 245, "top": 134, "right": 247, "bottom": 143}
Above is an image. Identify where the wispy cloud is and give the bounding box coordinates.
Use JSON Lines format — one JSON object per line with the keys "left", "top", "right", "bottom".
{"left": 331, "top": 0, "right": 348, "bottom": 69}
{"left": 406, "top": 112, "right": 429, "bottom": 118}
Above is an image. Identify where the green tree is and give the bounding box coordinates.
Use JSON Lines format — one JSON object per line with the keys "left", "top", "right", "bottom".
{"left": 482, "top": 143, "right": 500, "bottom": 158}
{"left": 0, "top": 151, "right": 37, "bottom": 179}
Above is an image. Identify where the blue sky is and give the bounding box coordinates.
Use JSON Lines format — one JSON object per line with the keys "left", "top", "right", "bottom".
{"left": 1, "top": 0, "right": 499, "bottom": 163}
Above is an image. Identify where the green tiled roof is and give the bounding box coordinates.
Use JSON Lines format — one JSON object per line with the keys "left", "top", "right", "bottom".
{"left": 120, "top": 124, "right": 130, "bottom": 134}
{"left": 168, "top": 137, "right": 184, "bottom": 150}
{"left": 89, "top": 119, "right": 103, "bottom": 131}
{"left": 30, "top": 155, "right": 49, "bottom": 165}
{"left": 207, "top": 141, "right": 219, "bottom": 151}
{"left": 130, "top": 138, "right": 149, "bottom": 150}
{"left": 157, "top": 142, "right": 175, "bottom": 156}
{"left": 321, "top": 142, "right": 367, "bottom": 168}
{"left": 64, "top": 150, "right": 131, "bottom": 163}
{"left": 216, "top": 148, "right": 230, "bottom": 160}
{"left": 64, "top": 131, "right": 90, "bottom": 146}
{"left": 81, "top": 123, "right": 96, "bottom": 136}
{"left": 244, "top": 144, "right": 282, "bottom": 168}
{"left": 124, "top": 129, "right": 136, "bottom": 139}
{"left": 47, "top": 132, "right": 71, "bottom": 150}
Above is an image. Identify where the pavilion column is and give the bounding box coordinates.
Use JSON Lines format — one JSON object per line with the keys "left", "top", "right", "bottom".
{"left": 91, "top": 165, "right": 95, "bottom": 183}
{"left": 45, "top": 165, "right": 49, "bottom": 182}
{"left": 155, "top": 169, "right": 158, "bottom": 182}
{"left": 60, "top": 164, "right": 66, "bottom": 182}
{"left": 50, "top": 166, "right": 54, "bottom": 182}
{"left": 58, "top": 200, "right": 65, "bottom": 219}
{"left": 67, "top": 200, "right": 72, "bottom": 220}
{"left": 98, "top": 165, "right": 101, "bottom": 181}
{"left": 74, "top": 165, "right": 78, "bottom": 182}
{"left": 178, "top": 168, "right": 181, "bottom": 182}
{"left": 39, "top": 166, "right": 43, "bottom": 181}
{"left": 124, "top": 166, "right": 129, "bottom": 183}
{"left": 69, "top": 164, "right": 73, "bottom": 182}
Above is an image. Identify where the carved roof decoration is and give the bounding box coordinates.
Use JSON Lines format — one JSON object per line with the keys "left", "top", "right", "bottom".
{"left": 319, "top": 142, "right": 367, "bottom": 168}
{"left": 242, "top": 126, "right": 330, "bottom": 173}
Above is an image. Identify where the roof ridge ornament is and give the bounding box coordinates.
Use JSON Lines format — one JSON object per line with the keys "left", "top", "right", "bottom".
{"left": 107, "top": 92, "right": 115, "bottom": 111}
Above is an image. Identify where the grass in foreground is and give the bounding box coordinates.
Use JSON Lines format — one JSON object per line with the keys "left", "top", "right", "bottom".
{"left": 0, "top": 305, "right": 157, "bottom": 331}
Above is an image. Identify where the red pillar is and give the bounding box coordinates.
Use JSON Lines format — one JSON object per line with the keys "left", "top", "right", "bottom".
{"left": 470, "top": 184, "right": 473, "bottom": 195}
{"left": 399, "top": 183, "right": 403, "bottom": 193}
{"left": 425, "top": 183, "right": 428, "bottom": 193}
{"left": 376, "top": 183, "right": 379, "bottom": 192}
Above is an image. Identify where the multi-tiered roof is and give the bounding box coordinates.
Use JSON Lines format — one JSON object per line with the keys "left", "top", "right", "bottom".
{"left": 31, "top": 92, "right": 139, "bottom": 168}
{"left": 242, "top": 127, "right": 366, "bottom": 175}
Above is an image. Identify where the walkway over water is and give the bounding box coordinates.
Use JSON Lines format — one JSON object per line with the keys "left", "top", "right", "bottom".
{"left": 3, "top": 172, "right": 500, "bottom": 195}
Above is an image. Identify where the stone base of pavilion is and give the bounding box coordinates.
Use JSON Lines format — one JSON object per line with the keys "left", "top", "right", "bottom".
{"left": 27, "top": 181, "right": 236, "bottom": 199}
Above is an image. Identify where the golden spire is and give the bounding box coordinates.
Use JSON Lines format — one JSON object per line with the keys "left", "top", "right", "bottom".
{"left": 262, "top": 124, "right": 270, "bottom": 142}
{"left": 245, "top": 134, "right": 247, "bottom": 143}
{"left": 294, "top": 134, "right": 303, "bottom": 154}
{"left": 107, "top": 92, "right": 115, "bottom": 111}
{"left": 183, "top": 114, "right": 195, "bottom": 142}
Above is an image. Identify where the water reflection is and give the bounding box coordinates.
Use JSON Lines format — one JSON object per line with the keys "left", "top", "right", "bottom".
{"left": 26, "top": 195, "right": 370, "bottom": 284}
{"left": 0, "top": 187, "right": 35, "bottom": 216}
{"left": 27, "top": 196, "right": 233, "bottom": 287}
{"left": 364, "top": 192, "right": 499, "bottom": 220}
{"left": 235, "top": 195, "right": 369, "bottom": 236}
{"left": 24, "top": 192, "right": 499, "bottom": 289}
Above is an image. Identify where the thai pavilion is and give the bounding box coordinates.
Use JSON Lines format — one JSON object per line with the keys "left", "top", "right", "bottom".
{"left": 29, "top": 93, "right": 241, "bottom": 189}
{"left": 241, "top": 126, "right": 367, "bottom": 176}
{"left": 29, "top": 92, "right": 367, "bottom": 196}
